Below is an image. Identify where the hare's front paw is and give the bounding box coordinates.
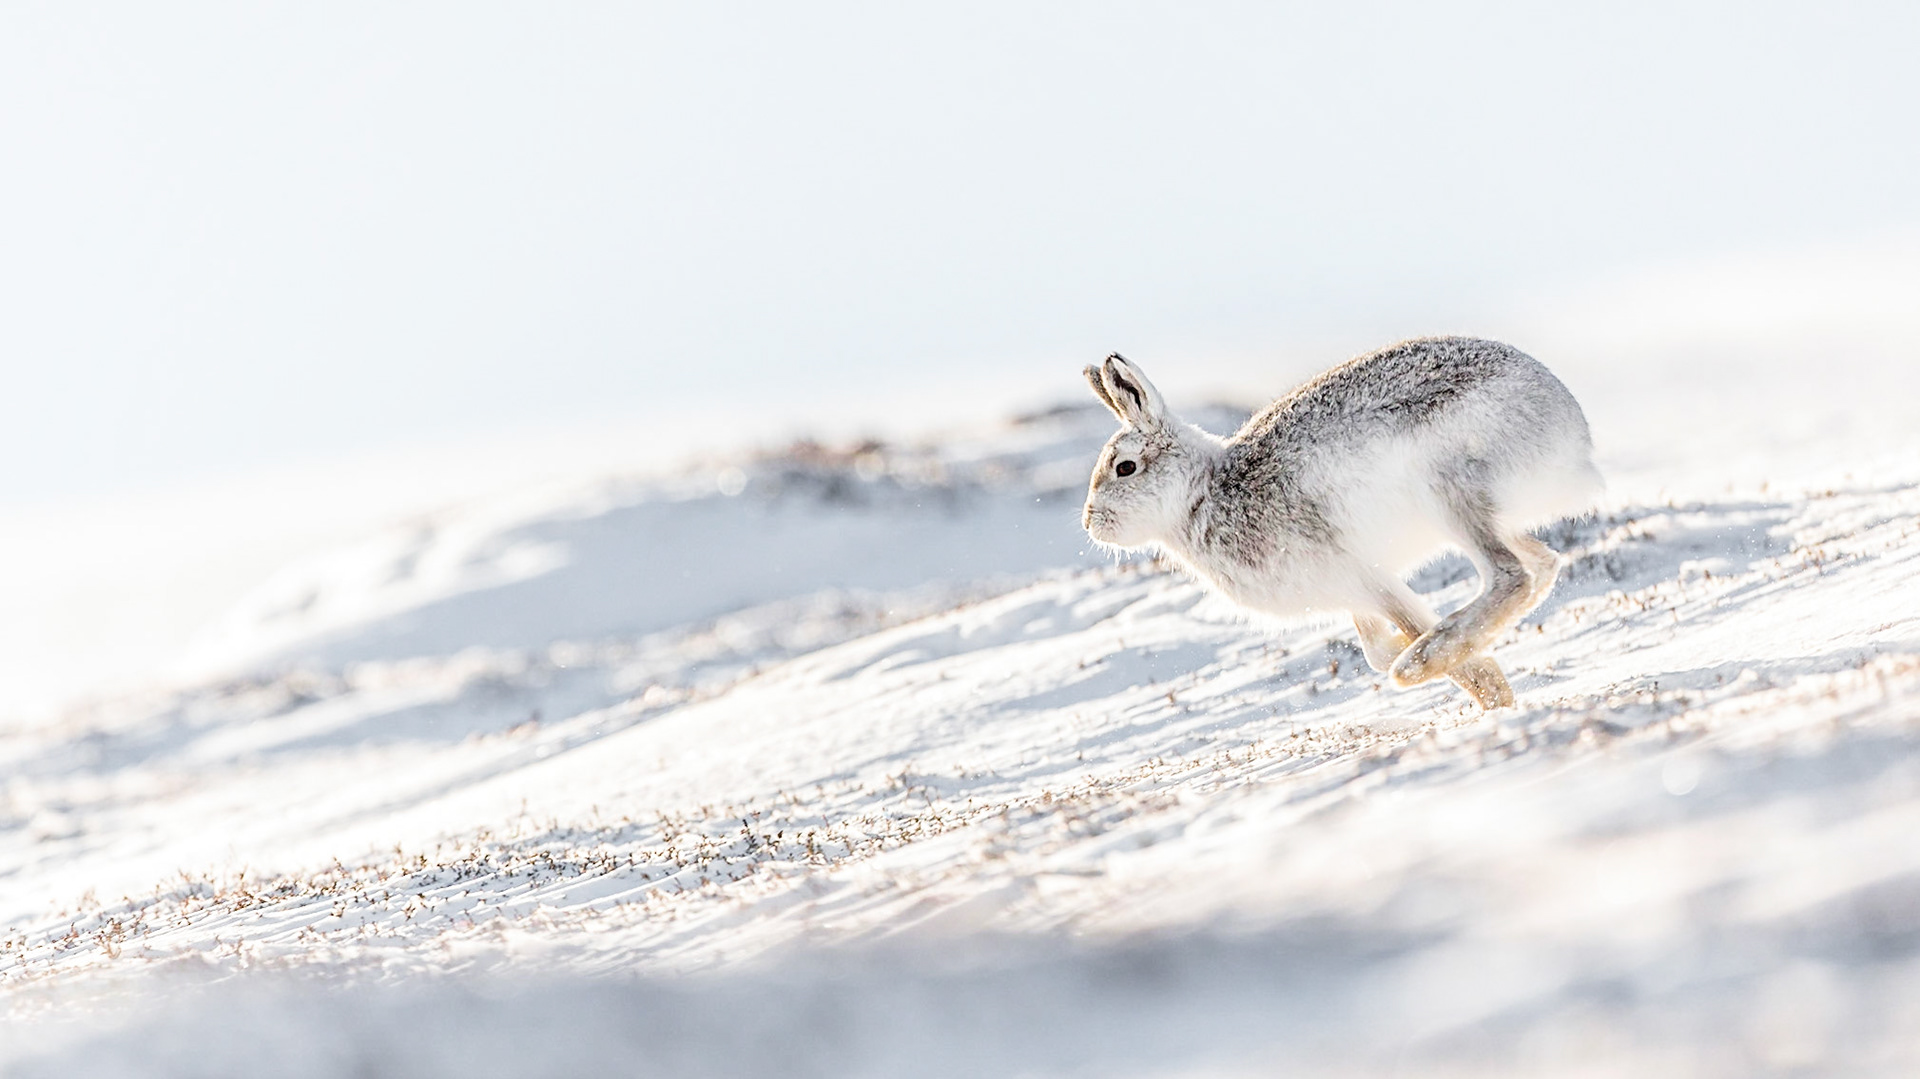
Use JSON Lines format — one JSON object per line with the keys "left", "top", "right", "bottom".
{"left": 1390, "top": 632, "right": 1468, "bottom": 687}
{"left": 1393, "top": 637, "right": 1514, "bottom": 709}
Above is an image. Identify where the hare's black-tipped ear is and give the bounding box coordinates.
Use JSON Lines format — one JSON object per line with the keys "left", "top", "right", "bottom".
{"left": 1085, "top": 364, "right": 1124, "bottom": 419}
{"left": 1100, "top": 353, "right": 1168, "bottom": 429}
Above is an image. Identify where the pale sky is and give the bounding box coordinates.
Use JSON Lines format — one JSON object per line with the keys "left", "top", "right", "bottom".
{"left": 4, "top": 1, "right": 1917, "bottom": 507}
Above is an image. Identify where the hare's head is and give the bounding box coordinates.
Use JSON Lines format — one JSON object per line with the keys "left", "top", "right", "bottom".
{"left": 1082, "top": 354, "right": 1213, "bottom": 549}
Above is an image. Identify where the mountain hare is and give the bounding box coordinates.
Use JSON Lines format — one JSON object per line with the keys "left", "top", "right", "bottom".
{"left": 1082, "top": 337, "right": 1601, "bottom": 709}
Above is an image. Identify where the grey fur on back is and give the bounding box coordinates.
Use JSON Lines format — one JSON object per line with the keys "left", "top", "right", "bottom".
{"left": 1194, "top": 336, "right": 1592, "bottom": 561}
{"left": 1232, "top": 337, "right": 1587, "bottom": 461}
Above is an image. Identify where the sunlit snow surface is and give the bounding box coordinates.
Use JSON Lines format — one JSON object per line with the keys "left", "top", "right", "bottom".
{"left": 6, "top": 385, "right": 1920, "bottom": 1077}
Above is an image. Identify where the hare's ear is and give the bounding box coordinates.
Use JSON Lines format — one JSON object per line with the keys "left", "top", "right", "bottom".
{"left": 1084, "top": 364, "right": 1124, "bottom": 420}
{"left": 1100, "top": 353, "right": 1167, "bottom": 429}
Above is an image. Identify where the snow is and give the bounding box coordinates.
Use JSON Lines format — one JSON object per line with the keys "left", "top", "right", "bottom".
{"left": 4, "top": 353, "right": 1920, "bottom": 1076}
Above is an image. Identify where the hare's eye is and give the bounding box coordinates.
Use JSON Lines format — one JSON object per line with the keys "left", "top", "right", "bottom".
{"left": 1114, "top": 460, "right": 1137, "bottom": 477}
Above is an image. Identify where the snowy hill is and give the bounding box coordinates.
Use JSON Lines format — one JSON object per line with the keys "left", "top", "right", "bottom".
{"left": 5, "top": 361, "right": 1920, "bottom": 1077}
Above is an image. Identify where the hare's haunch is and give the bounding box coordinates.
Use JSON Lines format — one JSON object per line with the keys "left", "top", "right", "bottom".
{"left": 1082, "top": 337, "right": 1601, "bottom": 710}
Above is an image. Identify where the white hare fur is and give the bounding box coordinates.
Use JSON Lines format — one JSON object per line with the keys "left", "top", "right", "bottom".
{"left": 1082, "top": 336, "right": 1601, "bottom": 709}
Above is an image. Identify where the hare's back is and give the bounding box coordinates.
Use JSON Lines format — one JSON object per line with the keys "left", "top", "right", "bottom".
{"left": 1227, "top": 336, "right": 1597, "bottom": 536}
{"left": 1238, "top": 336, "right": 1569, "bottom": 447}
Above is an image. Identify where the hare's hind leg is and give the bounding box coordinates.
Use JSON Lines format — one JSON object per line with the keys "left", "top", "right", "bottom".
{"left": 1445, "top": 656, "right": 1514, "bottom": 709}
{"left": 1390, "top": 491, "right": 1538, "bottom": 691}
{"left": 1358, "top": 586, "right": 1513, "bottom": 709}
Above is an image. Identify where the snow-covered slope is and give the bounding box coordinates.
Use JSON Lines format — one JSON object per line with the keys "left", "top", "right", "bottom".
{"left": 4, "top": 362, "right": 1920, "bottom": 1077}
{"left": 173, "top": 404, "right": 1180, "bottom": 675}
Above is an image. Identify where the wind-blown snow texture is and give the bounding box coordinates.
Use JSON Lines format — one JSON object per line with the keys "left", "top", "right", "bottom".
{"left": 4, "top": 364, "right": 1920, "bottom": 1077}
